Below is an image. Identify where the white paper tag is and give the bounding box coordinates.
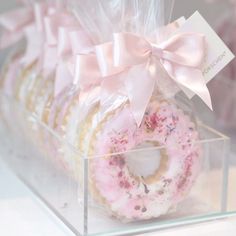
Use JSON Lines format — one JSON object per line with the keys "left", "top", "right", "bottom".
{"left": 177, "top": 11, "right": 235, "bottom": 98}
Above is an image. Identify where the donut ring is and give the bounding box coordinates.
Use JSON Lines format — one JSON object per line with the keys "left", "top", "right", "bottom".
{"left": 31, "top": 77, "right": 54, "bottom": 121}
{"left": 30, "top": 78, "right": 55, "bottom": 149}
{"left": 25, "top": 72, "right": 45, "bottom": 113}
{"left": 64, "top": 87, "right": 126, "bottom": 180}
{"left": 14, "top": 63, "right": 36, "bottom": 105}
{"left": 0, "top": 55, "right": 22, "bottom": 127}
{"left": 86, "top": 99, "right": 201, "bottom": 221}
{"left": 52, "top": 87, "right": 100, "bottom": 176}
{"left": 32, "top": 85, "right": 86, "bottom": 175}
{"left": 1, "top": 57, "right": 36, "bottom": 134}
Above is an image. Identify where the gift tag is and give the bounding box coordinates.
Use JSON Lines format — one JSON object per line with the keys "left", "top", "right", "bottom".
{"left": 177, "top": 11, "right": 235, "bottom": 98}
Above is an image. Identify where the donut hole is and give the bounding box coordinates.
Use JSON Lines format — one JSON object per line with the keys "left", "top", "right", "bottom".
{"left": 125, "top": 142, "right": 168, "bottom": 184}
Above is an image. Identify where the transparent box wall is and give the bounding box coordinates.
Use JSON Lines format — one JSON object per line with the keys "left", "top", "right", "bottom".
{"left": 0, "top": 92, "right": 236, "bottom": 236}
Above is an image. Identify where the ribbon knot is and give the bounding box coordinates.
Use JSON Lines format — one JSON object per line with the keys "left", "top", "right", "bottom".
{"left": 111, "top": 32, "right": 212, "bottom": 125}
{"left": 151, "top": 46, "right": 164, "bottom": 59}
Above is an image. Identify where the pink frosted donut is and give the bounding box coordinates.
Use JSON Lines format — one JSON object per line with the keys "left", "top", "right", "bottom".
{"left": 88, "top": 100, "right": 202, "bottom": 221}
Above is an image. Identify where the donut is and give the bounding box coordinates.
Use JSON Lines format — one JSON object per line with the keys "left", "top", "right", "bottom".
{"left": 39, "top": 85, "right": 80, "bottom": 171}
{"left": 48, "top": 86, "right": 80, "bottom": 134}
{"left": 25, "top": 73, "right": 46, "bottom": 113}
{"left": 0, "top": 55, "right": 23, "bottom": 127}
{"left": 30, "top": 77, "right": 54, "bottom": 122}
{"left": 28, "top": 77, "right": 55, "bottom": 151}
{"left": 44, "top": 86, "right": 101, "bottom": 176}
{"left": 67, "top": 87, "right": 129, "bottom": 180}
{"left": 13, "top": 63, "right": 41, "bottom": 115}
{"left": 79, "top": 98, "right": 202, "bottom": 221}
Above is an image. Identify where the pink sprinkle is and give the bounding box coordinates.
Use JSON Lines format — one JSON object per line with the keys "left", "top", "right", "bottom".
{"left": 118, "top": 171, "right": 123, "bottom": 177}
{"left": 124, "top": 181, "right": 131, "bottom": 189}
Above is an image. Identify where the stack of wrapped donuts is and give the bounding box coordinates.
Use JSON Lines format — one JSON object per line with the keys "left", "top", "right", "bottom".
{"left": 0, "top": 1, "right": 202, "bottom": 221}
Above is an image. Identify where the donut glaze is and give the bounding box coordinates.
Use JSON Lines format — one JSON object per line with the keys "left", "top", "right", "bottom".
{"left": 88, "top": 100, "right": 202, "bottom": 220}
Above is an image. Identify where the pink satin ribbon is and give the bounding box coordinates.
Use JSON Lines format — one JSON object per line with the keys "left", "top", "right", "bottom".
{"left": 28, "top": 4, "right": 93, "bottom": 97}
{"left": 112, "top": 32, "right": 212, "bottom": 125}
{"left": 1, "top": 4, "right": 212, "bottom": 125}
{"left": 0, "top": 6, "right": 34, "bottom": 49}
{"left": 75, "top": 32, "right": 212, "bottom": 125}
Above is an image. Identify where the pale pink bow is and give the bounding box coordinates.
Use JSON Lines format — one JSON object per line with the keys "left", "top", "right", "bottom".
{"left": 108, "top": 32, "right": 212, "bottom": 125}
{"left": 53, "top": 29, "right": 93, "bottom": 97}
{"left": 75, "top": 32, "right": 212, "bottom": 125}
{"left": 0, "top": 6, "right": 34, "bottom": 49}
{"left": 40, "top": 12, "right": 93, "bottom": 97}
{"left": 30, "top": 2, "right": 94, "bottom": 97}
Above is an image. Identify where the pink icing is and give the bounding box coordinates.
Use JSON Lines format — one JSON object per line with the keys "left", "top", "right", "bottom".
{"left": 90, "top": 101, "right": 202, "bottom": 220}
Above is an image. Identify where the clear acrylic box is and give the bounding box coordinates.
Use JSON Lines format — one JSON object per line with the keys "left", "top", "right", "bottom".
{"left": 0, "top": 92, "right": 236, "bottom": 236}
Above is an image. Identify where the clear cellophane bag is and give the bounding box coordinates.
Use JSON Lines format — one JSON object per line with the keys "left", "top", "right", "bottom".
{"left": 0, "top": 0, "right": 205, "bottom": 223}
{"left": 52, "top": 0, "right": 205, "bottom": 222}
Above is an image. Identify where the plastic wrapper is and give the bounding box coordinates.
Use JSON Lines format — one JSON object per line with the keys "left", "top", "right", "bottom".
{"left": 0, "top": 0, "right": 216, "bottom": 219}
{"left": 50, "top": 0, "right": 205, "bottom": 221}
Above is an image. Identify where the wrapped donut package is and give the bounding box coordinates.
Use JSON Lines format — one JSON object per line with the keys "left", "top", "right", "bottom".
{"left": 0, "top": 0, "right": 236, "bottom": 235}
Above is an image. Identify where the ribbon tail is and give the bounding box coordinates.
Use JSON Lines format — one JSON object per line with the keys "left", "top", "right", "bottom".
{"left": 41, "top": 44, "right": 58, "bottom": 77}
{"left": 74, "top": 54, "right": 102, "bottom": 90}
{"left": 100, "top": 73, "right": 125, "bottom": 110}
{"left": 163, "top": 60, "right": 213, "bottom": 110}
{"left": 0, "top": 7, "right": 33, "bottom": 31}
{"left": 54, "top": 61, "right": 73, "bottom": 97}
{"left": 21, "top": 24, "right": 43, "bottom": 66}
{"left": 179, "top": 75, "right": 213, "bottom": 110}
{"left": 125, "top": 64, "right": 156, "bottom": 127}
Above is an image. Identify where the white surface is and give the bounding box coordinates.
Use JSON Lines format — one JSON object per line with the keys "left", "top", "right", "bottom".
{"left": 0, "top": 157, "right": 236, "bottom": 236}
{"left": 0, "top": 159, "right": 74, "bottom": 236}
{"left": 143, "top": 219, "right": 236, "bottom": 236}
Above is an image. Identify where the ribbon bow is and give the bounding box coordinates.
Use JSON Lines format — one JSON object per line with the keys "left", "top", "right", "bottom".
{"left": 108, "top": 32, "right": 212, "bottom": 125}
{"left": 0, "top": 6, "right": 34, "bottom": 49}
{"left": 27, "top": 4, "right": 93, "bottom": 97}
{"left": 75, "top": 32, "right": 212, "bottom": 126}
